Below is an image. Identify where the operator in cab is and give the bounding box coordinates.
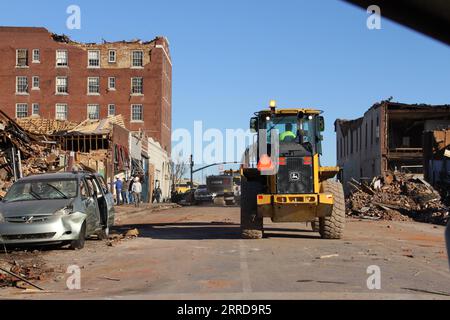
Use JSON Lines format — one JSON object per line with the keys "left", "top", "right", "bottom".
{"left": 279, "top": 123, "right": 297, "bottom": 142}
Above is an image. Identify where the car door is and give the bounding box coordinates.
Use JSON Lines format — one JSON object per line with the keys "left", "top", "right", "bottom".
{"left": 82, "top": 178, "right": 100, "bottom": 234}
{"left": 90, "top": 175, "right": 110, "bottom": 227}
{"left": 95, "top": 175, "right": 115, "bottom": 227}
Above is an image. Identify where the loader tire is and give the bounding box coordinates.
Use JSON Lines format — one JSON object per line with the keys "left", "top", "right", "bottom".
{"left": 240, "top": 176, "right": 264, "bottom": 239}
{"left": 319, "top": 180, "right": 345, "bottom": 239}
{"left": 311, "top": 218, "right": 320, "bottom": 232}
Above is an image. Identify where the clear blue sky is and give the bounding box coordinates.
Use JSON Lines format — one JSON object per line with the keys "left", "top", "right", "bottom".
{"left": 1, "top": 0, "right": 450, "bottom": 179}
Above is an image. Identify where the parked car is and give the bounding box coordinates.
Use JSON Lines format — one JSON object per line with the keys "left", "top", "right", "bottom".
{"left": 178, "top": 189, "right": 197, "bottom": 205}
{"left": 194, "top": 185, "right": 213, "bottom": 203}
{"left": 206, "top": 175, "right": 235, "bottom": 205}
{"left": 0, "top": 171, "right": 115, "bottom": 249}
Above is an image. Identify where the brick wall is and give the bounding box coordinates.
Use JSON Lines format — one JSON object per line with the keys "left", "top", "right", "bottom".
{"left": 0, "top": 27, "right": 172, "bottom": 155}
{"left": 335, "top": 105, "right": 383, "bottom": 193}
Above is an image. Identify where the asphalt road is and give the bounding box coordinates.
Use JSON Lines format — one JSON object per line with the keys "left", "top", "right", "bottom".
{"left": 0, "top": 204, "right": 449, "bottom": 300}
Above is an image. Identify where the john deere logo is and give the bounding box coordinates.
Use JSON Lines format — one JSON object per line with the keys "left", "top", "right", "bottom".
{"left": 289, "top": 171, "right": 300, "bottom": 181}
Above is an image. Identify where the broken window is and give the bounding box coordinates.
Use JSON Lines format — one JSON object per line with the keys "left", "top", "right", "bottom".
{"left": 87, "top": 104, "right": 100, "bottom": 120}
{"left": 88, "top": 77, "right": 100, "bottom": 94}
{"left": 344, "top": 135, "right": 346, "bottom": 156}
{"left": 388, "top": 114, "right": 428, "bottom": 151}
{"left": 336, "top": 139, "right": 341, "bottom": 160}
{"left": 88, "top": 50, "right": 100, "bottom": 67}
{"left": 365, "top": 123, "right": 368, "bottom": 149}
{"left": 32, "top": 103, "right": 40, "bottom": 116}
{"left": 32, "top": 49, "right": 40, "bottom": 63}
{"left": 131, "top": 77, "right": 143, "bottom": 94}
{"left": 16, "top": 49, "right": 28, "bottom": 67}
{"left": 56, "top": 77, "right": 68, "bottom": 94}
{"left": 131, "top": 104, "right": 143, "bottom": 121}
{"left": 376, "top": 117, "right": 380, "bottom": 144}
{"left": 109, "top": 50, "right": 116, "bottom": 63}
{"left": 32, "top": 76, "right": 40, "bottom": 89}
{"left": 348, "top": 135, "right": 350, "bottom": 156}
{"left": 56, "top": 104, "right": 68, "bottom": 120}
{"left": 16, "top": 103, "right": 28, "bottom": 118}
{"left": 132, "top": 51, "right": 144, "bottom": 67}
{"left": 359, "top": 127, "right": 362, "bottom": 151}
{"left": 108, "top": 104, "right": 116, "bottom": 116}
{"left": 371, "top": 119, "right": 374, "bottom": 146}
{"left": 350, "top": 130, "right": 354, "bottom": 154}
{"left": 108, "top": 77, "right": 116, "bottom": 90}
{"left": 16, "top": 76, "right": 28, "bottom": 93}
{"left": 56, "top": 50, "right": 68, "bottom": 66}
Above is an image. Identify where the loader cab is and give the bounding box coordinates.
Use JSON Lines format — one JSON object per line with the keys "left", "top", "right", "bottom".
{"left": 250, "top": 111, "right": 324, "bottom": 154}
{"left": 249, "top": 107, "right": 325, "bottom": 195}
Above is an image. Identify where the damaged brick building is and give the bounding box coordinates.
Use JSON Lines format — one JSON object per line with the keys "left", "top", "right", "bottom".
{"left": 0, "top": 26, "right": 172, "bottom": 154}
{"left": 335, "top": 101, "right": 450, "bottom": 193}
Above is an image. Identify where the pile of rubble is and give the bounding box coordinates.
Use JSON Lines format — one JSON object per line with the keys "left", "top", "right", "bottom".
{"left": 0, "top": 253, "right": 61, "bottom": 290}
{"left": 0, "top": 111, "right": 64, "bottom": 197}
{"left": 346, "top": 172, "right": 449, "bottom": 225}
{"left": 106, "top": 228, "right": 140, "bottom": 247}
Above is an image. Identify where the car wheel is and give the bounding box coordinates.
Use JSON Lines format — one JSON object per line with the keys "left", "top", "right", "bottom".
{"left": 70, "top": 221, "right": 86, "bottom": 250}
{"left": 97, "top": 227, "right": 110, "bottom": 240}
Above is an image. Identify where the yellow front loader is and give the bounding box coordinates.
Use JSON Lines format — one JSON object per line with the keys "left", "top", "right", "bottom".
{"left": 240, "top": 101, "right": 345, "bottom": 239}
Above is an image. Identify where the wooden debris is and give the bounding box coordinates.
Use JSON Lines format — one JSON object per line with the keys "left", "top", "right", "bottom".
{"left": 318, "top": 254, "right": 339, "bottom": 259}
{"left": 346, "top": 171, "right": 449, "bottom": 225}
{"left": 0, "top": 112, "right": 111, "bottom": 197}
{"left": 0, "top": 266, "right": 44, "bottom": 291}
{"left": 16, "top": 117, "right": 78, "bottom": 135}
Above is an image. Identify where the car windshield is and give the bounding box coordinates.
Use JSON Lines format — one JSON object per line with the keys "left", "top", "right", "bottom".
{"left": 3, "top": 179, "right": 78, "bottom": 202}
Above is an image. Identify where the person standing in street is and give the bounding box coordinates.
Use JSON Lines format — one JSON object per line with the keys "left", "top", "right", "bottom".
{"left": 128, "top": 177, "right": 134, "bottom": 204}
{"left": 115, "top": 177, "right": 123, "bottom": 205}
{"left": 132, "top": 177, "right": 142, "bottom": 207}
{"left": 122, "top": 178, "right": 130, "bottom": 205}
{"left": 155, "top": 186, "right": 162, "bottom": 203}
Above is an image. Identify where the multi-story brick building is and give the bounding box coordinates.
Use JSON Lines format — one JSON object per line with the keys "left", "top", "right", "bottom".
{"left": 0, "top": 26, "right": 172, "bottom": 155}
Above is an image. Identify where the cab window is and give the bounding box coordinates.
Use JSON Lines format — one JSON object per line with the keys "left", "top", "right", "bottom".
{"left": 267, "top": 116, "right": 298, "bottom": 143}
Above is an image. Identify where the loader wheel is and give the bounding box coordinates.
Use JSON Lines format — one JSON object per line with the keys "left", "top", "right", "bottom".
{"left": 311, "top": 218, "right": 320, "bottom": 232}
{"left": 240, "top": 176, "right": 264, "bottom": 239}
{"left": 319, "top": 180, "right": 345, "bottom": 239}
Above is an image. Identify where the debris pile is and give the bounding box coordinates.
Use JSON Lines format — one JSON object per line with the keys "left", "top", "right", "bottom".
{"left": 16, "top": 117, "right": 78, "bottom": 135}
{"left": 346, "top": 172, "right": 449, "bottom": 225}
{"left": 0, "top": 111, "right": 64, "bottom": 197}
{"left": 0, "top": 254, "right": 60, "bottom": 290}
{"left": 106, "top": 228, "right": 140, "bottom": 247}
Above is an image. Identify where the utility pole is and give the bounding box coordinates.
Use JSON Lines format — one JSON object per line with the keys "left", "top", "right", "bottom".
{"left": 190, "top": 154, "right": 194, "bottom": 190}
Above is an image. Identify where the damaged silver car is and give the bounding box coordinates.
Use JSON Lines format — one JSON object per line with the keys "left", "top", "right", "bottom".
{"left": 0, "top": 171, "right": 115, "bottom": 249}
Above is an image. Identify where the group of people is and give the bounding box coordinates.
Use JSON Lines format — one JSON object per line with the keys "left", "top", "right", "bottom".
{"left": 114, "top": 176, "right": 163, "bottom": 207}
{"left": 114, "top": 176, "right": 142, "bottom": 207}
